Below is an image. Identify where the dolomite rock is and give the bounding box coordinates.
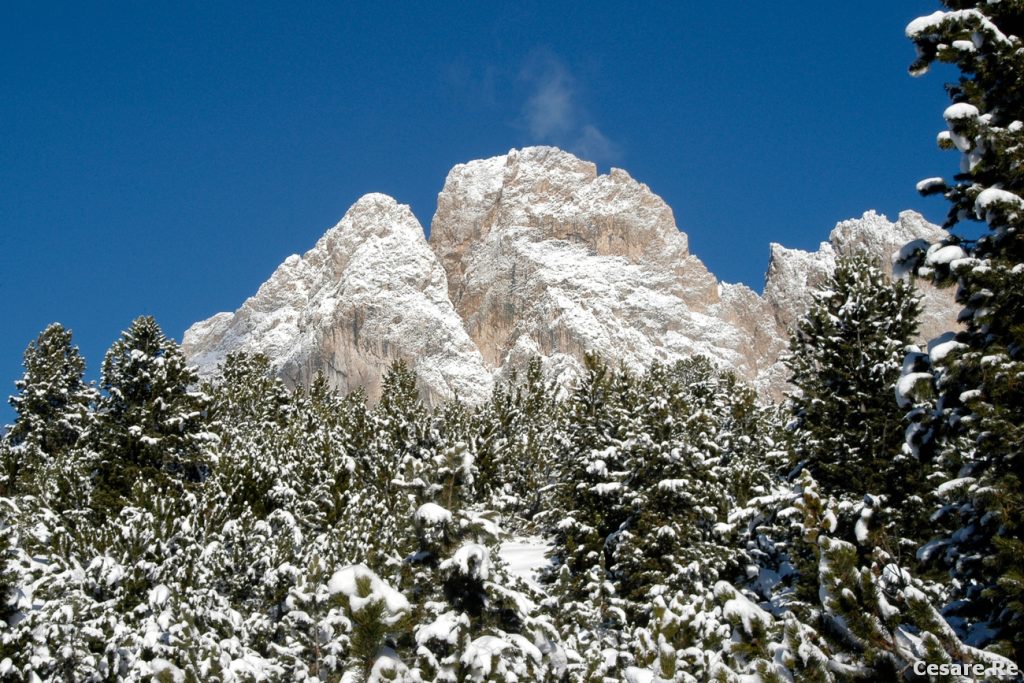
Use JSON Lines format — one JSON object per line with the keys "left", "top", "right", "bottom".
{"left": 764, "top": 209, "right": 958, "bottom": 343}
{"left": 428, "top": 146, "right": 759, "bottom": 389}
{"left": 184, "top": 147, "right": 960, "bottom": 404}
{"left": 182, "top": 193, "right": 493, "bottom": 405}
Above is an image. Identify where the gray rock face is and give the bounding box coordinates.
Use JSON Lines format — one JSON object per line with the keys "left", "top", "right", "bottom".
{"left": 184, "top": 147, "right": 959, "bottom": 403}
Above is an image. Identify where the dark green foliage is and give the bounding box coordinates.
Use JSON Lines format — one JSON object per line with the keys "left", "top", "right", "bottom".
{"left": 904, "top": 0, "right": 1024, "bottom": 661}
{"left": 548, "top": 355, "right": 778, "bottom": 636}
{"left": 0, "top": 499, "right": 18, "bottom": 638}
{"left": 549, "top": 354, "right": 633, "bottom": 577}
{"left": 786, "top": 254, "right": 928, "bottom": 544}
{"left": 92, "top": 316, "right": 214, "bottom": 514}
{"left": 472, "top": 357, "right": 559, "bottom": 520}
{"left": 4, "top": 323, "right": 95, "bottom": 495}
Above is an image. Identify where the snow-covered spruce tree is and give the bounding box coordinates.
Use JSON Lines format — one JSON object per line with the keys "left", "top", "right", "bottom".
{"left": 544, "top": 357, "right": 781, "bottom": 679}
{"left": 902, "top": 1, "right": 1024, "bottom": 661}
{"left": 364, "top": 360, "right": 436, "bottom": 512}
{"left": 793, "top": 469, "right": 1015, "bottom": 681}
{"left": 647, "top": 471, "right": 1017, "bottom": 682}
{"left": 396, "top": 439, "right": 562, "bottom": 680}
{"left": 0, "top": 498, "right": 21, "bottom": 663}
{"left": 473, "top": 357, "right": 560, "bottom": 521}
{"left": 92, "top": 316, "right": 216, "bottom": 515}
{"left": 548, "top": 354, "right": 633, "bottom": 584}
{"left": 3, "top": 323, "right": 96, "bottom": 495}
{"left": 207, "top": 352, "right": 292, "bottom": 445}
{"left": 327, "top": 563, "right": 413, "bottom": 680}
{"left": 613, "top": 360, "right": 760, "bottom": 617}
{"left": 786, "top": 254, "right": 928, "bottom": 546}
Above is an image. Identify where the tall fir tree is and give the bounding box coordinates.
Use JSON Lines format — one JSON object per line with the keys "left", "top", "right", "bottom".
{"left": 786, "top": 254, "right": 927, "bottom": 546}
{"left": 474, "top": 356, "right": 559, "bottom": 520}
{"left": 902, "top": 1, "right": 1024, "bottom": 661}
{"left": 4, "top": 323, "right": 96, "bottom": 494}
{"left": 92, "top": 316, "right": 214, "bottom": 512}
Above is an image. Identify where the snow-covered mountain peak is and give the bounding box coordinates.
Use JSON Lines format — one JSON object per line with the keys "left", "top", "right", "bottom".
{"left": 764, "top": 209, "right": 956, "bottom": 339}
{"left": 183, "top": 193, "right": 492, "bottom": 405}
{"left": 428, "top": 146, "right": 767, "bottom": 388}
{"left": 184, "top": 148, "right": 959, "bottom": 403}
{"left": 430, "top": 147, "right": 688, "bottom": 290}
{"left": 828, "top": 209, "right": 946, "bottom": 266}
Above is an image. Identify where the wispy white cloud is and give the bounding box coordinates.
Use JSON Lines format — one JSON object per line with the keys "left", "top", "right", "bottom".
{"left": 522, "top": 54, "right": 574, "bottom": 139}
{"left": 575, "top": 124, "right": 618, "bottom": 162}
{"left": 518, "top": 50, "right": 620, "bottom": 162}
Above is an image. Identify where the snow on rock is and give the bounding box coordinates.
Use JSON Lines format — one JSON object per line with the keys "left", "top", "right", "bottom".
{"left": 764, "top": 240, "right": 836, "bottom": 332}
{"left": 183, "top": 149, "right": 961, "bottom": 404}
{"left": 183, "top": 193, "right": 493, "bottom": 405}
{"left": 328, "top": 563, "right": 409, "bottom": 623}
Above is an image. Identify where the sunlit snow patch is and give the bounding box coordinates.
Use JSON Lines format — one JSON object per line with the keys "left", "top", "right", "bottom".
{"left": 498, "top": 537, "right": 553, "bottom": 592}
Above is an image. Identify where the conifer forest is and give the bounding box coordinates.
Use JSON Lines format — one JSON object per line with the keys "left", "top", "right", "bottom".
{"left": 2, "top": 3, "right": 1023, "bottom": 681}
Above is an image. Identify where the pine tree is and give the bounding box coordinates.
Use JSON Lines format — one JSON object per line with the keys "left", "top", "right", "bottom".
{"left": 474, "top": 357, "right": 559, "bottom": 521}
{"left": 92, "top": 316, "right": 215, "bottom": 513}
{"left": 902, "top": 1, "right": 1024, "bottom": 661}
{"left": 786, "top": 254, "right": 927, "bottom": 544}
{"left": 4, "top": 323, "right": 96, "bottom": 494}
{"left": 548, "top": 354, "right": 633, "bottom": 584}
{"left": 613, "top": 360, "right": 750, "bottom": 617}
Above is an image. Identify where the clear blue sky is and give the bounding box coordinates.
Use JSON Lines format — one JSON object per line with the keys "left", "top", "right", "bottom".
{"left": 2, "top": 1, "right": 957, "bottom": 420}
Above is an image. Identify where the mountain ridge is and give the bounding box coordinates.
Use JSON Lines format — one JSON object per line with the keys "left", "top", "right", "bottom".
{"left": 183, "top": 146, "right": 957, "bottom": 402}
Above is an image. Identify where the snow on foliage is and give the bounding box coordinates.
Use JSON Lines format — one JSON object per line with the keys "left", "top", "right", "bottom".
{"left": 328, "top": 564, "right": 410, "bottom": 622}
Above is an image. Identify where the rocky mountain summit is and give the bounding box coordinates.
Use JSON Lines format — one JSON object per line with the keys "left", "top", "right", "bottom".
{"left": 182, "top": 193, "right": 493, "bottom": 404}
{"left": 183, "top": 147, "right": 957, "bottom": 403}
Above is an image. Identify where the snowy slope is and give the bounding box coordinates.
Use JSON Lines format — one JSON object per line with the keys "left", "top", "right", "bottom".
{"left": 498, "top": 538, "right": 553, "bottom": 592}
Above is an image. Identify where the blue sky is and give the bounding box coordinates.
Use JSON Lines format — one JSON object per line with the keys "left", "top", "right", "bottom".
{"left": 2, "top": 1, "right": 957, "bottom": 419}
